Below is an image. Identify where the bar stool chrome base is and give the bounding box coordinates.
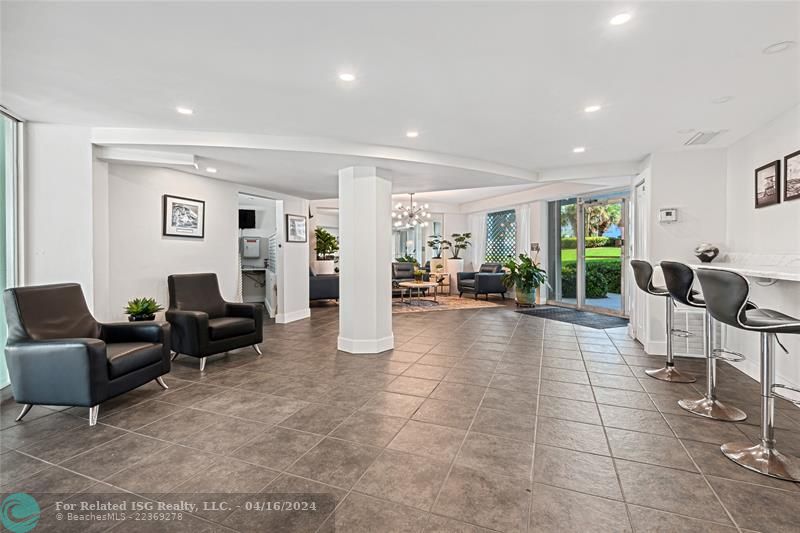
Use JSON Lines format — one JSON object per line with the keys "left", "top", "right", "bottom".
{"left": 645, "top": 365, "right": 696, "bottom": 383}
{"left": 678, "top": 397, "right": 746, "bottom": 421}
{"left": 721, "top": 442, "right": 800, "bottom": 482}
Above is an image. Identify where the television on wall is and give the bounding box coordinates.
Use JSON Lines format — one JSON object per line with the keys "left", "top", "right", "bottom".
{"left": 238, "top": 209, "right": 256, "bottom": 229}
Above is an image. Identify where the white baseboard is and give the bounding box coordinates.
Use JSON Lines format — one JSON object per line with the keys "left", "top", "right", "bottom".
{"left": 338, "top": 334, "right": 394, "bottom": 354}
{"left": 276, "top": 307, "right": 310, "bottom": 324}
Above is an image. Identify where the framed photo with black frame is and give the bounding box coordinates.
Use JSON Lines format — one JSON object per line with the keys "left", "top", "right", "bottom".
{"left": 754, "top": 160, "right": 781, "bottom": 209}
{"left": 285, "top": 214, "right": 308, "bottom": 243}
{"left": 163, "top": 194, "right": 205, "bottom": 238}
{"left": 784, "top": 149, "right": 800, "bottom": 202}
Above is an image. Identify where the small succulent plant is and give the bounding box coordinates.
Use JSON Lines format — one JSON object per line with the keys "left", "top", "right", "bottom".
{"left": 124, "top": 297, "right": 164, "bottom": 318}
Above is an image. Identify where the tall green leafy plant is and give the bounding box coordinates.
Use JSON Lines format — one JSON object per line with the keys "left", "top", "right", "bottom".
{"left": 448, "top": 233, "right": 472, "bottom": 259}
{"left": 314, "top": 227, "right": 339, "bottom": 260}
{"left": 502, "top": 254, "right": 549, "bottom": 294}
{"left": 426, "top": 235, "right": 446, "bottom": 259}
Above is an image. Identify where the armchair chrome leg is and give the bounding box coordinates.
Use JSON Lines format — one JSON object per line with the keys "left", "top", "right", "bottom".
{"left": 155, "top": 377, "right": 169, "bottom": 390}
{"left": 253, "top": 344, "right": 263, "bottom": 356}
{"left": 15, "top": 404, "right": 33, "bottom": 422}
{"left": 679, "top": 312, "right": 746, "bottom": 421}
{"left": 646, "top": 297, "right": 696, "bottom": 383}
{"left": 721, "top": 333, "right": 800, "bottom": 481}
{"left": 88, "top": 405, "right": 99, "bottom": 426}
{"left": 199, "top": 357, "right": 207, "bottom": 372}
{"left": 171, "top": 352, "right": 179, "bottom": 361}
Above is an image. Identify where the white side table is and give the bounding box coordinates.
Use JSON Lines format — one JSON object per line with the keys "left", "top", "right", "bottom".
{"left": 428, "top": 272, "right": 450, "bottom": 295}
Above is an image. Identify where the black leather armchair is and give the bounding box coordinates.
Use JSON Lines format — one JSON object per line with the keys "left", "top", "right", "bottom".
{"left": 2, "top": 283, "right": 171, "bottom": 426}
{"left": 310, "top": 271, "right": 339, "bottom": 301}
{"left": 458, "top": 263, "right": 507, "bottom": 299}
{"left": 391, "top": 262, "right": 427, "bottom": 296}
{"left": 166, "top": 273, "right": 263, "bottom": 371}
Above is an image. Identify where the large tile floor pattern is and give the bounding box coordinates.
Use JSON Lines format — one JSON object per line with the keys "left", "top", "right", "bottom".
{"left": 1, "top": 304, "right": 799, "bottom": 532}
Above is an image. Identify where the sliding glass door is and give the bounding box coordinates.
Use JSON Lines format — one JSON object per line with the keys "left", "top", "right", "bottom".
{"left": 580, "top": 197, "right": 626, "bottom": 315}
{"left": 1, "top": 110, "right": 22, "bottom": 388}
{"left": 548, "top": 193, "right": 627, "bottom": 317}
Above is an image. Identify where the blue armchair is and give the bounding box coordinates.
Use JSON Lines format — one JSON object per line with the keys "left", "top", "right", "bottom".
{"left": 457, "top": 263, "right": 506, "bottom": 299}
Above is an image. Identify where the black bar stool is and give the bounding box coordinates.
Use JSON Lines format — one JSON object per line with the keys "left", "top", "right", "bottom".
{"left": 630, "top": 259, "right": 696, "bottom": 383}
{"left": 661, "top": 261, "right": 747, "bottom": 421}
{"left": 697, "top": 267, "right": 800, "bottom": 481}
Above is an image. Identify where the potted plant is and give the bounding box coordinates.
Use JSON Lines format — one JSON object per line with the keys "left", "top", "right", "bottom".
{"left": 313, "top": 227, "right": 339, "bottom": 275}
{"left": 395, "top": 254, "right": 418, "bottom": 264}
{"left": 445, "top": 233, "right": 471, "bottom": 293}
{"left": 413, "top": 268, "right": 426, "bottom": 282}
{"left": 427, "top": 235, "right": 446, "bottom": 272}
{"left": 448, "top": 233, "right": 471, "bottom": 259}
{"left": 502, "top": 254, "right": 549, "bottom": 306}
{"left": 124, "top": 297, "right": 163, "bottom": 321}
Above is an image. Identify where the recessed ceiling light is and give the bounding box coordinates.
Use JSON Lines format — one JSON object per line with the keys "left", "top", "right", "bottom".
{"left": 406, "top": 131, "right": 419, "bottom": 138}
{"left": 609, "top": 13, "right": 632, "bottom": 25}
{"left": 176, "top": 106, "right": 193, "bottom": 115}
{"left": 584, "top": 105, "right": 602, "bottom": 113}
{"left": 338, "top": 72, "right": 356, "bottom": 82}
{"left": 205, "top": 167, "right": 217, "bottom": 173}
{"left": 711, "top": 96, "right": 734, "bottom": 104}
{"left": 573, "top": 146, "right": 586, "bottom": 153}
{"left": 762, "top": 41, "right": 796, "bottom": 54}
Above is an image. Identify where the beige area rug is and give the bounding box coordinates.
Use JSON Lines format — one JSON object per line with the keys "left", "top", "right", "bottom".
{"left": 392, "top": 294, "right": 507, "bottom": 314}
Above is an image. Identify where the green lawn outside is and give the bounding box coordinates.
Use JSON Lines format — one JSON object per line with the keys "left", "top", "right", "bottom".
{"left": 561, "top": 247, "right": 621, "bottom": 262}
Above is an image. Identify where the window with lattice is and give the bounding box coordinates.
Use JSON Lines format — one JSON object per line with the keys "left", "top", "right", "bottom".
{"left": 485, "top": 209, "right": 516, "bottom": 262}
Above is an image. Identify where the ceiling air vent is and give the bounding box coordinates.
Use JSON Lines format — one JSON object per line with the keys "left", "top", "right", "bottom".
{"left": 684, "top": 131, "right": 723, "bottom": 146}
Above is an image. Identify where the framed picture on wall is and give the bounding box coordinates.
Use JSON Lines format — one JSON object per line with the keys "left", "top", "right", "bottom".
{"left": 286, "top": 214, "right": 308, "bottom": 243}
{"left": 754, "top": 160, "right": 781, "bottom": 208}
{"left": 784, "top": 149, "right": 800, "bottom": 202}
{"left": 163, "top": 194, "right": 205, "bottom": 238}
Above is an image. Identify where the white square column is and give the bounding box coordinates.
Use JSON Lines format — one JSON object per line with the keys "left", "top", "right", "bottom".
{"left": 337, "top": 166, "right": 394, "bottom": 353}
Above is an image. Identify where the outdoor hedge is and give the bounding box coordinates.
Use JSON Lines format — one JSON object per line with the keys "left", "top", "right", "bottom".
{"left": 560, "top": 236, "right": 611, "bottom": 249}
{"left": 561, "top": 263, "right": 609, "bottom": 298}
{"left": 560, "top": 258, "right": 621, "bottom": 298}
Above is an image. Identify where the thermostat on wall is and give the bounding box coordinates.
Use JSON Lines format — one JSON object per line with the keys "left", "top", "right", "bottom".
{"left": 658, "top": 208, "right": 678, "bottom": 223}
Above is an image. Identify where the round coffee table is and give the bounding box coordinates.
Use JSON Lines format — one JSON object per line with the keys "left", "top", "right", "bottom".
{"left": 398, "top": 281, "right": 439, "bottom": 306}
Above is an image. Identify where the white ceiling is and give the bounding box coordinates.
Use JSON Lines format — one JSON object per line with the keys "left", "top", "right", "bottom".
{"left": 3, "top": 1, "right": 799, "bottom": 196}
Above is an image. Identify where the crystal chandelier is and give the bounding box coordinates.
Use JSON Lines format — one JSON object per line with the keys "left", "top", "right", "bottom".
{"left": 392, "top": 193, "right": 431, "bottom": 229}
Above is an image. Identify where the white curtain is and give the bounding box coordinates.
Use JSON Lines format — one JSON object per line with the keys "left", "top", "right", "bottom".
{"left": 515, "top": 204, "right": 531, "bottom": 258}
{"left": 468, "top": 212, "right": 487, "bottom": 271}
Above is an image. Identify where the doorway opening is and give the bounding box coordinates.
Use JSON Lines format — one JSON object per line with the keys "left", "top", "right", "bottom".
{"left": 547, "top": 191, "right": 628, "bottom": 317}
{"left": 238, "top": 193, "right": 280, "bottom": 318}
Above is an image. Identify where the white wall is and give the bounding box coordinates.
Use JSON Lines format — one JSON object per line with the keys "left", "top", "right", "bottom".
{"left": 24, "top": 124, "right": 95, "bottom": 305}
{"left": 726, "top": 104, "right": 800, "bottom": 254}
{"left": 721, "top": 105, "right": 800, "bottom": 388}
{"left": 101, "top": 164, "right": 308, "bottom": 323}
{"left": 275, "top": 197, "right": 311, "bottom": 323}
{"left": 641, "top": 149, "right": 728, "bottom": 354}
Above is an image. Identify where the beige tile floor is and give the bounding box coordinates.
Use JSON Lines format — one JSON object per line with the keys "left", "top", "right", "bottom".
{"left": 1, "top": 303, "right": 799, "bottom": 532}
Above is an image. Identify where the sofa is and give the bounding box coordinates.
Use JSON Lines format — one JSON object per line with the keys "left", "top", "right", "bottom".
{"left": 457, "top": 263, "right": 507, "bottom": 299}
{"left": 3, "top": 283, "right": 171, "bottom": 425}
{"left": 166, "top": 273, "right": 263, "bottom": 371}
{"left": 310, "top": 270, "right": 339, "bottom": 301}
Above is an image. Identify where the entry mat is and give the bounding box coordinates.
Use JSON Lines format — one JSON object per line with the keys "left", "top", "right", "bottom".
{"left": 516, "top": 305, "right": 629, "bottom": 329}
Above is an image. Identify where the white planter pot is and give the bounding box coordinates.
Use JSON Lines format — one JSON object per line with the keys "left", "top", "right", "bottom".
{"left": 430, "top": 258, "right": 445, "bottom": 272}
{"left": 312, "top": 260, "right": 336, "bottom": 275}
{"left": 446, "top": 258, "right": 464, "bottom": 294}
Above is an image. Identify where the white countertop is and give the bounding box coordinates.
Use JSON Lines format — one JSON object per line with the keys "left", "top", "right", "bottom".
{"left": 689, "top": 263, "right": 800, "bottom": 282}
